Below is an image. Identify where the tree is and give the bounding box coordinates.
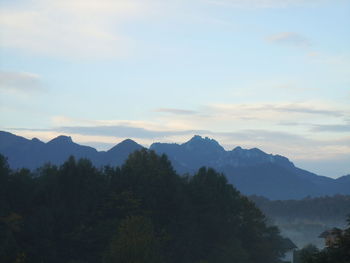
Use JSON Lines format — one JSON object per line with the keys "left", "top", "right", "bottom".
{"left": 297, "top": 215, "right": 350, "bottom": 263}
{"left": 294, "top": 244, "right": 319, "bottom": 263}
{"left": 0, "top": 151, "right": 290, "bottom": 263}
{"left": 104, "top": 216, "right": 163, "bottom": 263}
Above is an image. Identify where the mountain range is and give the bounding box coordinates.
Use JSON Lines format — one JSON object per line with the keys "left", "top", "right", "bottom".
{"left": 1, "top": 130, "right": 349, "bottom": 200}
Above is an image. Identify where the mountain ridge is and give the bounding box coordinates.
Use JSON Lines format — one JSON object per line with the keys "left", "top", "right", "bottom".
{"left": 1, "top": 130, "right": 349, "bottom": 200}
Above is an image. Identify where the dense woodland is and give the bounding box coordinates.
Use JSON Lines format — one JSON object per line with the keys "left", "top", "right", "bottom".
{"left": 0, "top": 150, "right": 292, "bottom": 263}
{"left": 250, "top": 195, "right": 350, "bottom": 224}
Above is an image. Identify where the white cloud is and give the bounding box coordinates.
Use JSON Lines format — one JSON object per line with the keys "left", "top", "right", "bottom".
{"left": 50, "top": 102, "right": 350, "bottom": 138}
{"left": 50, "top": 115, "right": 175, "bottom": 132}
{"left": 4, "top": 99, "right": 350, "bottom": 172}
{"left": 0, "top": 71, "right": 43, "bottom": 93}
{"left": 0, "top": 0, "right": 148, "bottom": 59}
{"left": 205, "top": 101, "right": 347, "bottom": 122}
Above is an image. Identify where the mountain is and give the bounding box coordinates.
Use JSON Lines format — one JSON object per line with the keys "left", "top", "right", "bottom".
{"left": 98, "top": 139, "right": 144, "bottom": 167}
{"left": 1, "top": 131, "right": 349, "bottom": 199}
{"left": 150, "top": 136, "right": 350, "bottom": 199}
{"left": 0, "top": 131, "right": 143, "bottom": 170}
{"left": 149, "top": 136, "right": 295, "bottom": 174}
{"left": 150, "top": 135, "right": 226, "bottom": 174}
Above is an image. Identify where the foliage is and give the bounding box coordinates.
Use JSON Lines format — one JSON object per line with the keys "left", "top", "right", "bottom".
{"left": 250, "top": 195, "right": 350, "bottom": 248}
{"left": 0, "top": 150, "right": 288, "bottom": 263}
{"left": 296, "top": 216, "right": 350, "bottom": 263}
{"left": 104, "top": 216, "right": 163, "bottom": 263}
{"left": 294, "top": 244, "right": 319, "bottom": 263}
{"left": 250, "top": 195, "right": 350, "bottom": 223}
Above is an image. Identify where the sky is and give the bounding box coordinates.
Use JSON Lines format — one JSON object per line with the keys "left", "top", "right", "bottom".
{"left": 0, "top": 0, "right": 349, "bottom": 178}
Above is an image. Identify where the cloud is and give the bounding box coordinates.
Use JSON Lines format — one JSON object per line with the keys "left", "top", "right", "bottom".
{"left": 219, "top": 129, "right": 307, "bottom": 143}
{"left": 154, "top": 108, "right": 198, "bottom": 115}
{"left": 49, "top": 103, "right": 346, "bottom": 141}
{"left": 207, "top": 102, "right": 345, "bottom": 120}
{"left": 0, "top": 0, "right": 148, "bottom": 59}
{"left": 311, "top": 124, "right": 350, "bottom": 133}
{"left": 272, "top": 104, "right": 342, "bottom": 117}
{"left": 0, "top": 71, "right": 43, "bottom": 93}
{"left": 7, "top": 125, "right": 307, "bottom": 144}
{"left": 57, "top": 125, "right": 208, "bottom": 139}
{"left": 267, "top": 32, "right": 310, "bottom": 47}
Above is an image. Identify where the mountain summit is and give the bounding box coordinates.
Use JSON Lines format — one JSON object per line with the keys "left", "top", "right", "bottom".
{"left": 184, "top": 135, "right": 224, "bottom": 152}
{"left": 0, "top": 131, "right": 349, "bottom": 200}
{"left": 48, "top": 135, "right": 73, "bottom": 144}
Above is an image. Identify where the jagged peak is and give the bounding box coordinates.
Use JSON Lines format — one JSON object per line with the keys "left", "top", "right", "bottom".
{"left": 232, "top": 146, "right": 266, "bottom": 155}
{"left": 190, "top": 135, "right": 204, "bottom": 140}
{"left": 186, "top": 135, "right": 219, "bottom": 144}
{"left": 183, "top": 135, "right": 224, "bottom": 151}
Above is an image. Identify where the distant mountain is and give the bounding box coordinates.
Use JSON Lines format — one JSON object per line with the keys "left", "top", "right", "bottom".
{"left": 150, "top": 136, "right": 350, "bottom": 199}
{"left": 98, "top": 138, "right": 144, "bottom": 167}
{"left": 1, "top": 131, "right": 349, "bottom": 199}
{"left": 0, "top": 131, "right": 143, "bottom": 170}
{"left": 150, "top": 135, "right": 294, "bottom": 174}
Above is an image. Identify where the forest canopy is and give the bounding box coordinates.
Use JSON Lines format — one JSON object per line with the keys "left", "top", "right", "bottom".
{"left": 1, "top": 150, "right": 292, "bottom": 263}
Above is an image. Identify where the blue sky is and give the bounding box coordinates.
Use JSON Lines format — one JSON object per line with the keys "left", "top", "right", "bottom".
{"left": 0, "top": 0, "right": 349, "bottom": 178}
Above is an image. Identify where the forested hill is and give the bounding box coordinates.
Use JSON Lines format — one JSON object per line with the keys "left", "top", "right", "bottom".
{"left": 0, "top": 151, "right": 292, "bottom": 263}
{"left": 1, "top": 131, "right": 350, "bottom": 200}
{"left": 251, "top": 195, "right": 350, "bottom": 224}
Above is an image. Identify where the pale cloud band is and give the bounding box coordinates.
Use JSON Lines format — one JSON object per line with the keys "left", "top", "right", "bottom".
{"left": 312, "top": 124, "right": 350, "bottom": 133}
{"left": 154, "top": 108, "right": 198, "bottom": 115}
{"left": 0, "top": 71, "right": 43, "bottom": 93}
{"left": 205, "top": 102, "right": 347, "bottom": 121}
{"left": 58, "top": 125, "right": 207, "bottom": 139}
{"left": 0, "top": 0, "right": 145, "bottom": 58}
{"left": 0, "top": 0, "right": 339, "bottom": 59}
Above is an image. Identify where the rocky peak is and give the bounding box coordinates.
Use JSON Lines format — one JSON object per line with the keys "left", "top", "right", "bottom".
{"left": 184, "top": 135, "right": 224, "bottom": 152}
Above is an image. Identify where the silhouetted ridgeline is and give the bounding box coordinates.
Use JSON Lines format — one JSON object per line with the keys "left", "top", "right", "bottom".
{"left": 1, "top": 151, "right": 293, "bottom": 263}
{"left": 1, "top": 131, "right": 350, "bottom": 200}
